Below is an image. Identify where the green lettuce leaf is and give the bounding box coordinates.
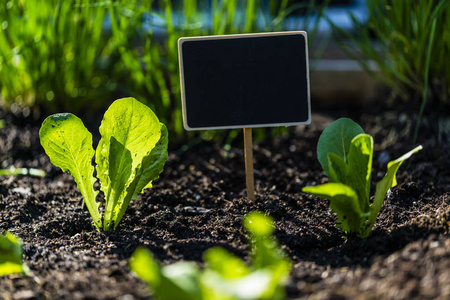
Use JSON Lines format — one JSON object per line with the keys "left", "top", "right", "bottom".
{"left": 39, "top": 113, "right": 101, "bottom": 230}
{"left": 302, "top": 183, "right": 365, "bottom": 235}
{"left": 113, "top": 123, "right": 169, "bottom": 229}
{"left": 130, "top": 123, "right": 169, "bottom": 197}
{"left": 317, "top": 118, "right": 364, "bottom": 176}
{"left": 304, "top": 117, "right": 422, "bottom": 238}
{"left": 95, "top": 97, "right": 162, "bottom": 231}
{"left": 345, "top": 134, "right": 373, "bottom": 213}
{"left": 327, "top": 134, "right": 373, "bottom": 214}
{"left": 40, "top": 97, "right": 168, "bottom": 231}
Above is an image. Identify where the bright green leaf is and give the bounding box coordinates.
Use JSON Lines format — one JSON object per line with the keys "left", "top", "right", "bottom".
{"left": 302, "top": 183, "right": 365, "bottom": 235}
{"left": 130, "top": 123, "right": 169, "bottom": 197}
{"left": 39, "top": 113, "right": 101, "bottom": 230}
{"left": 96, "top": 97, "right": 162, "bottom": 231}
{"left": 342, "top": 134, "right": 373, "bottom": 213}
{"left": 105, "top": 137, "right": 133, "bottom": 230}
{"left": 317, "top": 118, "right": 364, "bottom": 176}
{"left": 327, "top": 152, "right": 347, "bottom": 183}
{"left": 365, "top": 145, "right": 423, "bottom": 236}
{"left": 112, "top": 123, "right": 168, "bottom": 229}
{"left": 40, "top": 97, "right": 168, "bottom": 231}
{"left": 327, "top": 134, "right": 374, "bottom": 210}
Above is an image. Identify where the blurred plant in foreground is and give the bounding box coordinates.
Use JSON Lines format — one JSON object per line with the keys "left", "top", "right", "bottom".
{"left": 0, "top": 232, "right": 29, "bottom": 276}
{"left": 130, "top": 211, "right": 291, "bottom": 300}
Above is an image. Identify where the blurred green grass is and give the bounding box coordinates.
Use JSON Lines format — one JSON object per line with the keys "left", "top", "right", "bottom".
{"left": 0, "top": 0, "right": 328, "bottom": 144}
{"left": 0, "top": 0, "right": 121, "bottom": 113}
{"left": 329, "top": 0, "right": 450, "bottom": 143}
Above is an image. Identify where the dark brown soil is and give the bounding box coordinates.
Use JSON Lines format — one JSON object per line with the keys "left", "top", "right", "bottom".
{"left": 0, "top": 104, "right": 449, "bottom": 300}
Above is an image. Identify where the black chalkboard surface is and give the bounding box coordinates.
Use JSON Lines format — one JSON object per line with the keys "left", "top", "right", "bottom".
{"left": 178, "top": 31, "right": 310, "bottom": 130}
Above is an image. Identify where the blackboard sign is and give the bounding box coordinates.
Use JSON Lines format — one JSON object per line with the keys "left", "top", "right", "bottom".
{"left": 178, "top": 31, "right": 310, "bottom": 131}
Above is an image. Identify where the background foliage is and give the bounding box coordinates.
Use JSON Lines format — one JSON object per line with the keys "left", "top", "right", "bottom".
{"left": 0, "top": 0, "right": 328, "bottom": 144}
{"left": 0, "top": 0, "right": 121, "bottom": 114}
{"left": 330, "top": 0, "right": 450, "bottom": 142}
{"left": 2, "top": 1, "right": 448, "bottom": 144}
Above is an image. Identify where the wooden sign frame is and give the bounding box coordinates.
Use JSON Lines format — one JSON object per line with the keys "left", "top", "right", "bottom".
{"left": 178, "top": 31, "right": 311, "bottom": 131}
{"left": 178, "top": 31, "right": 311, "bottom": 201}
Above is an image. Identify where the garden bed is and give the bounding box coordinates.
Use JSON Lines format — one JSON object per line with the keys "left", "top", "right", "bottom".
{"left": 0, "top": 104, "right": 449, "bottom": 300}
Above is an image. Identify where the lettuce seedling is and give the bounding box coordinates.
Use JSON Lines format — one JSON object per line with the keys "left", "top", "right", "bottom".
{"left": 40, "top": 97, "right": 168, "bottom": 231}
{"left": 302, "top": 118, "right": 422, "bottom": 238}
{"left": 130, "top": 211, "right": 291, "bottom": 300}
{"left": 0, "top": 232, "right": 29, "bottom": 276}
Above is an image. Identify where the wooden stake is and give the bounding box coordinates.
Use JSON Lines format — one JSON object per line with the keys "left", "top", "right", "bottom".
{"left": 243, "top": 128, "right": 255, "bottom": 201}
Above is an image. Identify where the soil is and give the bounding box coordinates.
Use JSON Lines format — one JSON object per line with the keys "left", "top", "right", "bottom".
{"left": 0, "top": 103, "right": 449, "bottom": 300}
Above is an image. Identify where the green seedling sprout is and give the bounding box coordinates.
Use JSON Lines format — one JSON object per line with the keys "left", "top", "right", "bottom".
{"left": 39, "top": 97, "right": 168, "bottom": 231}
{"left": 302, "top": 118, "right": 422, "bottom": 238}
{"left": 0, "top": 232, "right": 29, "bottom": 276}
{"left": 130, "top": 211, "right": 291, "bottom": 300}
{"left": 0, "top": 167, "right": 46, "bottom": 177}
